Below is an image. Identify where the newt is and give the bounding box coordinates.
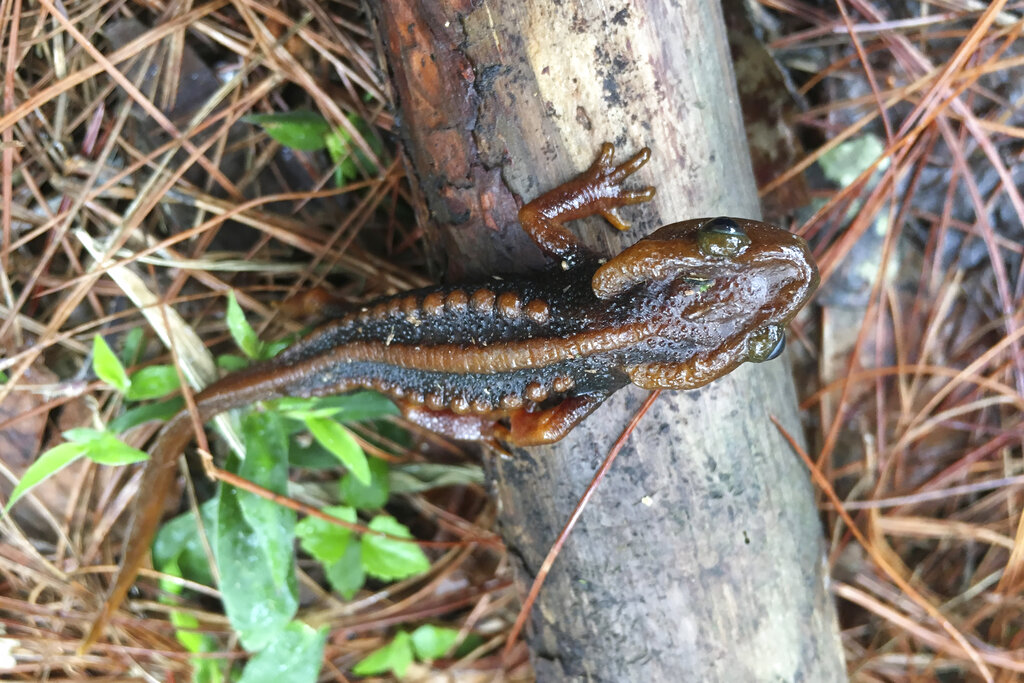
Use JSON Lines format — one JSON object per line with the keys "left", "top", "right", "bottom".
{"left": 81, "top": 143, "right": 818, "bottom": 649}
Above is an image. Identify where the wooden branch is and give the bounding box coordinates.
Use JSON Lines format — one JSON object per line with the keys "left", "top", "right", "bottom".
{"left": 368, "top": 1, "right": 846, "bottom": 680}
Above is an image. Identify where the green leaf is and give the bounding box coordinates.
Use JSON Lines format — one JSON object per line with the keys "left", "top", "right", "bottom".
{"left": 170, "top": 613, "right": 211, "bottom": 660}
{"left": 245, "top": 110, "right": 330, "bottom": 151}
{"left": 274, "top": 397, "right": 314, "bottom": 414}
{"left": 158, "top": 555, "right": 186, "bottom": 596}
{"left": 340, "top": 457, "right": 389, "bottom": 509}
{"left": 324, "top": 132, "right": 350, "bottom": 187}
{"left": 59, "top": 428, "right": 148, "bottom": 466}
{"left": 217, "top": 353, "right": 250, "bottom": 372}
{"left": 320, "top": 392, "right": 400, "bottom": 422}
{"left": 226, "top": 291, "right": 263, "bottom": 359}
{"left": 194, "top": 658, "right": 226, "bottom": 683}
{"left": 153, "top": 498, "right": 219, "bottom": 588}
{"left": 163, "top": 557, "right": 228, "bottom": 683}
{"left": 93, "top": 335, "right": 130, "bottom": 393}
{"left": 353, "top": 630, "right": 413, "bottom": 677}
{"left": 125, "top": 365, "right": 181, "bottom": 400}
{"left": 296, "top": 505, "right": 355, "bottom": 564}
{"left": 215, "top": 477, "right": 297, "bottom": 652}
{"left": 198, "top": 662, "right": 227, "bottom": 683}
{"left": 169, "top": 604, "right": 204, "bottom": 651}
{"left": 325, "top": 541, "right": 365, "bottom": 599}
{"left": 238, "top": 621, "right": 327, "bottom": 683}
{"left": 454, "top": 633, "right": 486, "bottom": 658}
{"left": 120, "top": 327, "right": 145, "bottom": 367}
{"left": 84, "top": 433, "right": 149, "bottom": 465}
{"left": 281, "top": 406, "right": 345, "bottom": 422}
{"left": 108, "top": 397, "right": 184, "bottom": 434}
{"left": 169, "top": 603, "right": 226, "bottom": 683}
{"left": 215, "top": 413, "right": 298, "bottom": 652}
{"left": 63, "top": 427, "right": 105, "bottom": 443}
{"left": 389, "top": 463, "right": 485, "bottom": 494}
{"left": 288, "top": 438, "right": 346, "bottom": 470}
{"left": 277, "top": 393, "right": 398, "bottom": 423}
{"left": 237, "top": 411, "right": 296, "bottom": 588}
{"left": 161, "top": 557, "right": 220, "bottom": 661}
{"left": 305, "top": 417, "right": 370, "bottom": 485}
{"left": 410, "top": 624, "right": 460, "bottom": 661}
{"left": 360, "top": 516, "right": 430, "bottom": 581}
{"left": 238, "top": 412, "right": 290, "bottom": 496}
{"left": 325, "top": 114, "right": 385, "bottom": 184}
{"left": 4, "top": 442, "right": 86, "bottom": 512}
{"left": 265, "top": 338, "right": 292, "bottom": 357}
{"left": 379, "top": 418, "right": 412, "bottom": 447}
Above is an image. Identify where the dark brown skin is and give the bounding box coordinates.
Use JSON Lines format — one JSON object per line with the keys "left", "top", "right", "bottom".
{"left": 81, "top": 144, "right": 818, "bottom": 649}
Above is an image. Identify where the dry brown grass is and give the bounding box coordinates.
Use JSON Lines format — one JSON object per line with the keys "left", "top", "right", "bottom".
{"left": 3, "top": 0, "right": 1024, "bottom": 681}
{"left": 0, "top": 1, "right": 524, "bottom": 679}
{"left": 761, "top": 1, "right": 1024, "bottom": 680}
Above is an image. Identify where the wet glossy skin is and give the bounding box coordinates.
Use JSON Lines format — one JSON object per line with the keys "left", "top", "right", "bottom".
{"left": 82, "top": 144, "right": 819, "bottom": 649}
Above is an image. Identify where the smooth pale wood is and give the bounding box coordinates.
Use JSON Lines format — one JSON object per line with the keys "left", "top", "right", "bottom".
{"left": 369, "top": 1, "right": 845, "bottom": 680}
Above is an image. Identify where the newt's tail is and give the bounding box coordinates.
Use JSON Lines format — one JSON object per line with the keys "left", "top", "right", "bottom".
{"left": 79, "top": 408, "right": 194, "bottom": 652}
{"left": 79, "top": 360, "right": 304, "bottom": 652}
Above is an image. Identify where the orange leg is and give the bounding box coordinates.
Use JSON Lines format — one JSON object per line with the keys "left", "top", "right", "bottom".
{"left": 278, "top": 286, "right": 351, "bottom": 319}
{"left": 400, "top": 396, "right": 608, "bottom": 447}
{"left": 498, "top": 395, "right": 607, "bottom": 446}
{"left": 518, "top": 143, "right": 656, "bottom": 265}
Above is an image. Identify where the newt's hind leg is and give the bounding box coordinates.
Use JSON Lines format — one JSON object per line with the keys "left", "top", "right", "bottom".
{"left": 518, "top": 144, "right": 655, "bottom": 267}
{"left": 495, "top": 394, "right": 607, "bottom": 446}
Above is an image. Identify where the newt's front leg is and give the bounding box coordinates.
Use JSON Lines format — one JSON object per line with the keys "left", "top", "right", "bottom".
{"left": 518, "top": 143, "right": 655, "bottom": 267}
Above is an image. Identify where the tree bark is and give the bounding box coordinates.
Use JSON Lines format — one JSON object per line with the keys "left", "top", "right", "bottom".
{"left": 368, "top": 1, "right": 845, "bottom": 680}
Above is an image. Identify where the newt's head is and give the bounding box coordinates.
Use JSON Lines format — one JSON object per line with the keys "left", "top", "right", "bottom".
{"left": 592, "top": 216, "right": 819, "bottom": 390}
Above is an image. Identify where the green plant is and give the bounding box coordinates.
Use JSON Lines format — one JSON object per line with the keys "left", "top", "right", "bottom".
{"left": 6, "top": 293, "right": 437, "bottom": 681}
{"left": 244, "top": 109, "right": 385, "bottom": 186}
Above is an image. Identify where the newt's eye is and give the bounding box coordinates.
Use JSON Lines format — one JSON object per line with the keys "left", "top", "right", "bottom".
{"left": 697, "top": 217, "right": 751, "bottom": 258}
{"left": 747, "top": 325, "right": 786, "bottom": 362}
